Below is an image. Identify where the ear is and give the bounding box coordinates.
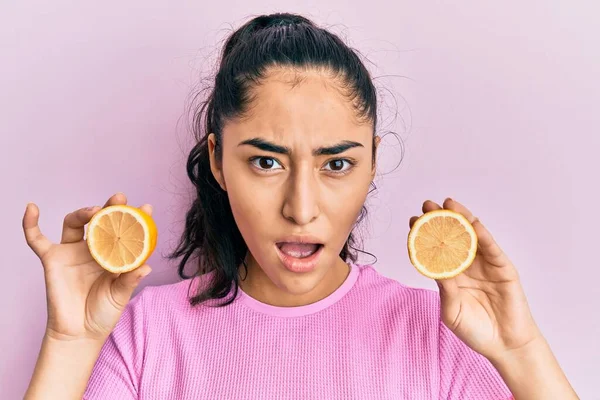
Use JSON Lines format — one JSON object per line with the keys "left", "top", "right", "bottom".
{"left": 208, "top": 133, "right": 227, "bottom": 191}
{"left": 371, "top": 135, "right": 381, "bottom": 180}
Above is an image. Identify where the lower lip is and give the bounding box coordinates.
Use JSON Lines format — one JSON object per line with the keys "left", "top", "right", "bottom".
{"left": 275, "top": 243, "right": 324, "bottom": 273}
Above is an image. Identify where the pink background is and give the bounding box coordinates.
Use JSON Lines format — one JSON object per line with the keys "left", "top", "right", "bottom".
{"left": 1, "top": 1, "right": 598, "bottom": 398}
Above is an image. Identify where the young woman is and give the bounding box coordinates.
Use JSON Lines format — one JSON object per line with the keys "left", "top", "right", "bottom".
{"left": 23, "top": 12, "right": 578, "bottom": 400}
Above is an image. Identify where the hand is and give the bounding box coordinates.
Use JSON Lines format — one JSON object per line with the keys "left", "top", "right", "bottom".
{"left": 409, "top": 198, "right": 542, "bottom": 362}
{"left": 22, "top": 193, "right": 153, "bottom": 342}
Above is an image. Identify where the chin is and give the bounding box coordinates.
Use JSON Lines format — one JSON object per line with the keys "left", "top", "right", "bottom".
{"left": 274, "top": 272, "right": 325, "bottom": 296}
{"left": 273, "top": 253, "right": 334, "bottom": 295}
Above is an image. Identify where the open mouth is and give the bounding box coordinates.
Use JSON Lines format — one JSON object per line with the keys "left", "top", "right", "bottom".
{"left": 276, "top": 242, "right": 324, "bottom": 259}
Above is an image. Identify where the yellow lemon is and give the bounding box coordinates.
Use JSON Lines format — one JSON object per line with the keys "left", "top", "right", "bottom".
{"left": 408, "top": 209, "right": 477, "bottom": 279}
{"left": 86, "top": 205, "right": 157, "bottom": 274}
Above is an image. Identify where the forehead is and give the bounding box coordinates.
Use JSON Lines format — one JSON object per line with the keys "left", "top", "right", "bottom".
{"left": 224, "top": 66, "right": 372, "bottom": 146}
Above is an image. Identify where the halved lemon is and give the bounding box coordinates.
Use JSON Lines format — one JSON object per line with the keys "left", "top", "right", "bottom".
{"left": 407, "top": 209, "right": 478, "bottom": 279}
{"left": 86, "top": 205, "right": 157, "bottom": 274}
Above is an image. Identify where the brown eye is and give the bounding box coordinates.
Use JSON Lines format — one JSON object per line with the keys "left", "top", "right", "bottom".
{"left": 323, "top": 159, "right": 354, "bottom": 173}
{"left": 260, "top": 158, "right": 274, "bottom": 169}
{"left": 329, "top": 160, "right": 344, "bottom": 171}
{"left": 251, "top": 157, "right": 283, "bottom": 171}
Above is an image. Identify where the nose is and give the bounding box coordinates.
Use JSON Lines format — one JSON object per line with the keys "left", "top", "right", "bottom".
{"left": 282, "top": 166, "right": 320, "bottom": 226}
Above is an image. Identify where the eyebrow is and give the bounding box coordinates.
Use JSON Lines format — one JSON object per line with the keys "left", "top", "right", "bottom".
{"left": 238, "top": 137, "right": 364, "bottom": 156}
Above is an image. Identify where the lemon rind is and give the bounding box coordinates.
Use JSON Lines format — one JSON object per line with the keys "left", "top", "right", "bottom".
{"left": 407, "top": 209, "right": 478, "bottom": 280}
{"left": 86, "top": 205, "right": 152, "bottom": 274}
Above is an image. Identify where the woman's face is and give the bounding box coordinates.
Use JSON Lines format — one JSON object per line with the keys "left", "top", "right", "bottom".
{"left": 209, "top": 66, "right": 379, "bottom": 305}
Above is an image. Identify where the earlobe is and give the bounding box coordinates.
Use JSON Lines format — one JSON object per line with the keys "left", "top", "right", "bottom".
{"left": 207, "top": 133, "right": 227, "bottom": 191}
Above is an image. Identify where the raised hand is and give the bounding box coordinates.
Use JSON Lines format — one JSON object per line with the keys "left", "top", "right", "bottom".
{"left": 409, "top": 198, "right": 541, "bottom": 361}
{"left": 23, "top": 193, "right": 153, "bottom": 341}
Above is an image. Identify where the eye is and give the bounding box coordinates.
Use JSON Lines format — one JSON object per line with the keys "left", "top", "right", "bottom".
{"left": 323, "top": 159, "right": 355, "bottom": 174}
{"left": 250, "top": 156, "right": 283, "bottom": 171}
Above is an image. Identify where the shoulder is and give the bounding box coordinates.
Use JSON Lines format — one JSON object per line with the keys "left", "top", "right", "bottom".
{"left": 116, "top": 273, "right": 220, "bottom": 332}
{"left": 138, "top": 278, "right": 192, "bottom": 306}
{"left": 349, "top": 264, "right": 442, "bottom": 333}
{"left": 136, "top": 271, "right": 214, "bottom": 310}
{"left": 352, "top": 263, "right": 441, "bottom": 311}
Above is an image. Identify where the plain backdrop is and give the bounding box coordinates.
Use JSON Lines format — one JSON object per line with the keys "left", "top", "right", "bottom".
{"left": 1, "top": 1, "right": 598, "bottom": 398}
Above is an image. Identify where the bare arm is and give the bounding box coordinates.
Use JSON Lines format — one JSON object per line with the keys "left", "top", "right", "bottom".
{"left": 25, "top": 334, "right": 105, "bottom": 399}
{"left": 490, "top": 336, "right": 579, "bottom": 400}
{"left": 415, "top": 198, "right": 578, "bottom": 399}
{"left": 22, "top": 194, "right": 152, "bottom": 399}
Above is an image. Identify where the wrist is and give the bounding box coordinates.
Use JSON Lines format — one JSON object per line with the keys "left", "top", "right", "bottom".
{"left": 25, "top": 330, "right": 107, "bottom": 400}
{"left": 488, "top": 334, "right": 548, "bottom": 368}
{"left": 44, "top": 327, "right": 108, "bottom": 346}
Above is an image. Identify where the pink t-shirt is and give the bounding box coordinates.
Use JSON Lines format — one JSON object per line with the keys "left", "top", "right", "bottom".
{"left": 84, "top": 263, "right": 513, "bottom": 399}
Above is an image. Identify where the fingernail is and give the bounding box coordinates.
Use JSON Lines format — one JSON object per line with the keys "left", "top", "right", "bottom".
{"left": 85, "top": 206, "right": 98, "bottom": 211}
{"left": 138, "top": 269, "right": 152, "bottom": 281}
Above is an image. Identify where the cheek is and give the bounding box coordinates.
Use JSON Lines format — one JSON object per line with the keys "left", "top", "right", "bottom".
{"left": 228, "top": 183, "right": 260, "bottom": 223}
{"left": 223, "top": 168, "right": 275, "bottom": 244}
{"left": 328, "top": 189, "right": 367, "bottom": 229}
{"left": 323, "top": 170, "right": 372, "bottom": 235}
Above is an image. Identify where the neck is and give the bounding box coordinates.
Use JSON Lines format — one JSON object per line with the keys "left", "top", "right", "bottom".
{"left": 238, "top": 256, "right": 350, "bottom": 307}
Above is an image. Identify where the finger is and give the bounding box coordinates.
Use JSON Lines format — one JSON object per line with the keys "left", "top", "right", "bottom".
{"left": 422, "top": 200, "right": 442, "bottom": 214}
{"left": 22, "top": 203, "right": 53, "bottom": 259}
{"left": 110, "top": 265, "right": 152, "bottom": 309}
{"left": 409, "top": 216, "right": 419, "bottom": 229}
{"left": 443, "top": 198, "right": 510, "bottom": 266}
{"left": 435, "top": 277, "right": 462, "bottom": 329}
{"left": 61, "top": 206, "right": 101, "bottom": 244}
{"left": 138, "top": 204, "right": 153, "bottom": 216}
{"left": 410, "top": 200, "right": 442, "bottom": 229}
{"left": 471, "top": 218, "right": 511, "bottom": 266}
{"left": 103, "top": 192, "right": 127, "bottom": 208}
{"left": 442, "top": 198, "right": 477, "bottom": 224}
{"left": 436, "top": 276, "right": 460, "bottom": 296}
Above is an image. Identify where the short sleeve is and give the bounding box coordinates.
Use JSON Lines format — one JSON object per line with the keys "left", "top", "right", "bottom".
{"left": 439, "top": 318, "right": 513, "bottom": 400}
{"left": 83, "top": 288, "right": 148, "bottom": 400}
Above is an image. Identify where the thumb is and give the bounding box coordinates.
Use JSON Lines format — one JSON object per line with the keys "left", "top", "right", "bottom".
{"left": 111, "top": 265, "right": 152, "bottom": 308}
{"left": 436, "top": 278, "right": 462, "bottom": 329}
{"left": 435, "top": 277, "right": 459, "bottom": 298}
